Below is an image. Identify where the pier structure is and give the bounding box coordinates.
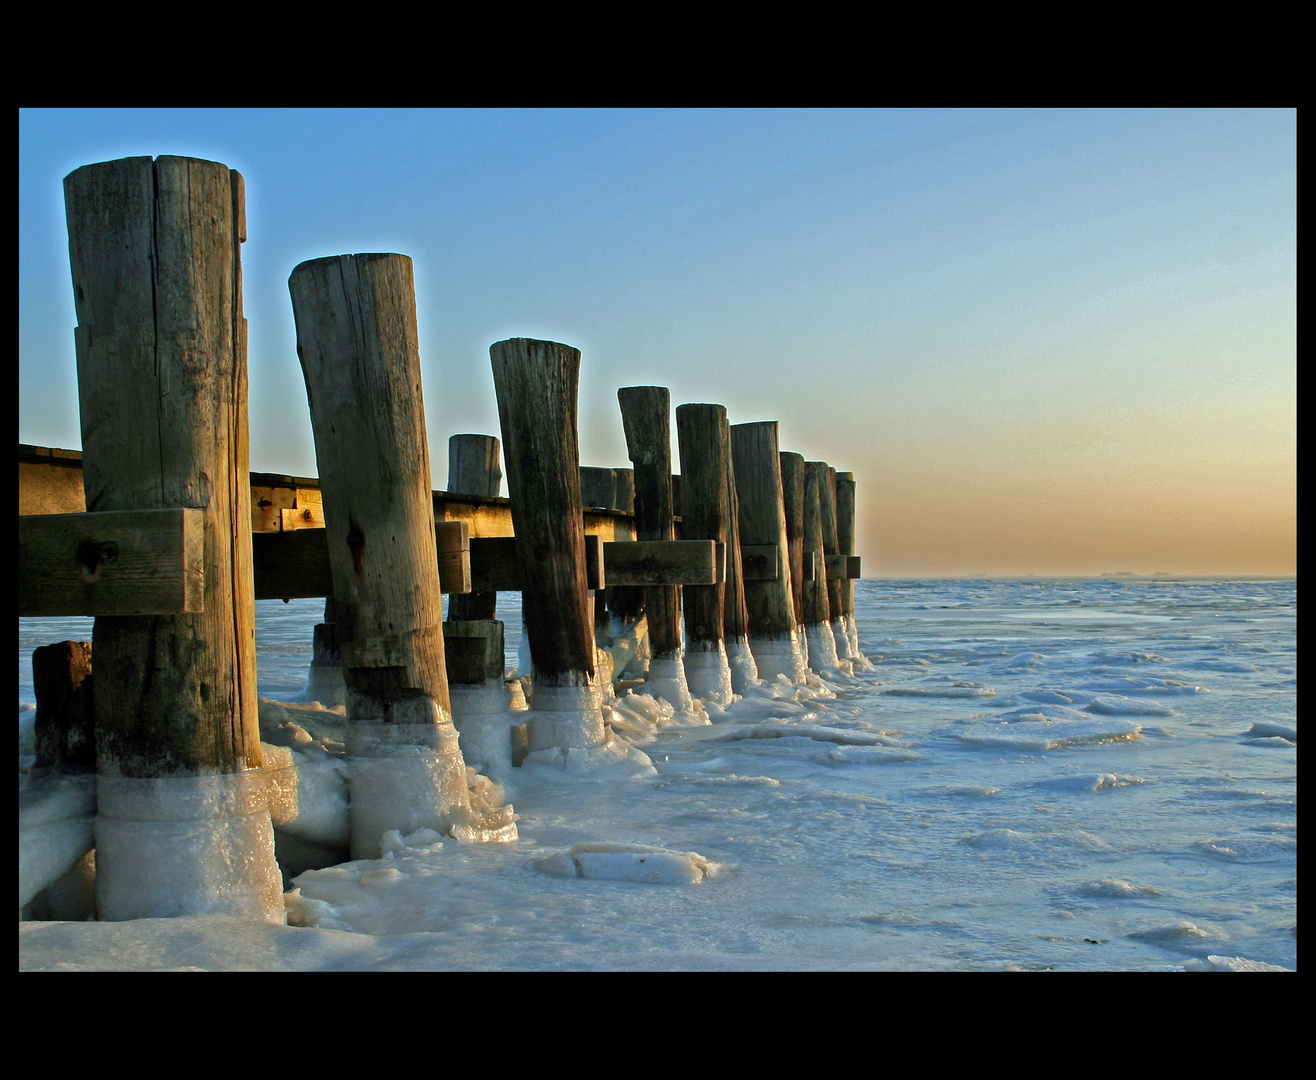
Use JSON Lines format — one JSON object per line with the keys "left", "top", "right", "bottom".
{"left": 18, "top": 152, "right": 862, "bottom": 921}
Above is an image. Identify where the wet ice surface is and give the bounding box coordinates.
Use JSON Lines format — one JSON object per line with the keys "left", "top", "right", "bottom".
{"left": 18, "top": 578, "right": 1296, "bottom": 971}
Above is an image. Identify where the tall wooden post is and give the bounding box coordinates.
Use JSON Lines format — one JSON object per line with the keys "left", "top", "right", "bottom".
{"left": 447, "top": 434, "right": 502, "bottom": 621}
{"left": 779, "top": 451, "right": 808, "bottom": 651}
{"left": 674, "top": 403, "right": 736, "bottom": 705}
{"left": 618, "top": 386, "right": 692, "bottom": 710}
{"left": 835, "top": 471, "right": 862, "bottom": 660}
{"left": 64, "top": 155, "right": 282, "bottom": 920}
{"left": 443, "top": 433, "right": 514, "bottom": 775}
{"left": 289, "top": 253, "right": 470, "bottom": 858}
{"left": 819, "top": 464, "right": 847, "bottom": 664}
{"left": 490, "top": 338, "right": 605, "bottom": 755}
{"left": 730, "top": 421, "right": 807, "bottom": 683}
{"left": 721, "top": 419, "right": 759, "bottom": 694}
{"left": 803, "top": 461, "right": 842, "bottom": 671}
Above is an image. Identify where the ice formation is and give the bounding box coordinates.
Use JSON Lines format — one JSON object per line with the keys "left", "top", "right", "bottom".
{"left": 682, "top": 642, "right": 735, "bottom": 707}
{"left": 642, "top": 652, "right": 700, "bottom": 716}
{"left": 449, "top": 679, "right": 522, "bottom": 777}
{"left": 748, "top": 633, "right": 809, "bottom": 684}
{"left": 523, "top": 679, "right": 608, "bottom": 755}
{"left": 93, "top": 771, "right": 285, "bottom": 922}
{"left": 725, "top": 639, "right": 761, "bottom": 696}
{"left": 342, "top": 718, "right": 470, "bottom": 860}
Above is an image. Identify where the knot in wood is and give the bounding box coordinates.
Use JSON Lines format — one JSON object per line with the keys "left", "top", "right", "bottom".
{"left": 76, "top": 539, "right": 118, "bottom": 583}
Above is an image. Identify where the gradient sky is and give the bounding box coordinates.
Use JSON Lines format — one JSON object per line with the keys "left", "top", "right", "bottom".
{"left": 18, "top": 108, "right": 1296, "bottom": 577}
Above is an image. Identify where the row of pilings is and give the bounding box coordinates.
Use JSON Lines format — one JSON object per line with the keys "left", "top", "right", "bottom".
{"left": 19, "top": 155, "right": 862, "bottom": 923}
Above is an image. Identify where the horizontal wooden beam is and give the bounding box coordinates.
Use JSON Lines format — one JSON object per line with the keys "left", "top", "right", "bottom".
{"left": 442, "top": 619, "right": 505, "bottom": 683}
{"left": 469, "top": 535, "right": 604, "bottom": 593}
{"left": 251, "top": 521, "right": 471, "bottom": 600}
{"left": 826, "top": 554, "right": 862, "bottom": 580}
{"left": 603, "top": 539, "right": 718, "bottom": 586}
{"left": 19, "top": 508, "right": 205, "bottom": 617}
{"left": 740, "top": 544, "right": 780, "bottom": 581}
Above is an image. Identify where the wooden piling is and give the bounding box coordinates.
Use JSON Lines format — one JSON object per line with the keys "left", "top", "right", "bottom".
{"left": 604, "top": 466, "right": 646, "bottom": 628}
{"left": 490, "top": 338, "right": 604, "bottom": 754}
{"left": 64, "top": 155, "right": 281, "bottom": 920}
{"left": 779, "top": 451, "right": 808, "bottom": 639}
{"left": 803, "top": 461, "right": 841, "bottom": 671}
{"left": 719, "top": 421, "right": 758, "bottom": 693}
{"left": 730, "top": 421, "right": 807, "bottom": 683}
{"left": 447, "top": 434, "right": 502, "bottom": 622}
{"left": 818, "top": 464, "right": 846, "bottom": 658}
{"left": 289, "top": 252, "right": 469, "bottom": 856}
{"left": 30, "top": 641, "right": 96, "bottom": 779}
{"left": 674, "top": 403, "right": 736, "bottom": 704}
{"left": 834, "top": 471, "right": 861, "bottom": 659}
{"left": 617, "top": 387, "right": 683, "bottom": 686}
{"left": 579, "top": 466, "right": 618, "bottom": 644}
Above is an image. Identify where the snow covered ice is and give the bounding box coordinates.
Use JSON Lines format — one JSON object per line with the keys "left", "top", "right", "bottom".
{"left": 19, "top": 578, "right": 1296, "bottom": 971}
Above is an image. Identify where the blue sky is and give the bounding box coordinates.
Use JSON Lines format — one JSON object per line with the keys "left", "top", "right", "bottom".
{"left": 18, "top": 108, "right": 1296, "bottom": 576}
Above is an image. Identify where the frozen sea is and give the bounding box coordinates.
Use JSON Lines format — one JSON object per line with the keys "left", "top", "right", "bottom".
{"left": 19, "top": 576, "right": 1296, "bottom": 971}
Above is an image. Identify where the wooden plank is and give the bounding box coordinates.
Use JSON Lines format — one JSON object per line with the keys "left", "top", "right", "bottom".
{"left": 252, "top": 516, "right": 472, "bottom": 599}
{"left": 251, "top": 484, "right": 295, "bottom": 533}
{"left": 442, "top": 620, "right": 505, "bottom": 683}
{"left": 20, "top": 508, "right": 205, "bottom": 616}
{"left": 740, "top": 544, "right": 781, "bottom": 581}
{"left": 469, "top": 534, "right": 602, "bottom": 593}
{"left": 826, "top": 554, "right": 861, "bottom": 580}
{"left": 603, "top": 539, "right": 717, "bottom": 586}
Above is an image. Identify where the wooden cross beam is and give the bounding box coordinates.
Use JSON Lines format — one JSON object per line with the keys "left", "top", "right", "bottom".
{"left": 19, "top": 508, "right": 205, "bottom": 617}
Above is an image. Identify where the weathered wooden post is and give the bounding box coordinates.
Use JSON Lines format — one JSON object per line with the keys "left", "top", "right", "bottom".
{"left": 618, "top": 386, "right": 693, "bottom": 711}
{"left": 818, "top": 464, "right": 849, "bottom": 669}
{"left": 803, "top": 461, "right": 843, "bottom": 671}
{"left": 580, "top": 466, "right": 616, "bottom": 648}
{"left": 720, "top": 421, "right": 760, "bottom": 694}
{"left": 730, "top": 421, "right": 808, "bottom": 683}
{"left": 30, "top": 642, "right": 97, "bottom": 780}
{"left": 834, "top": 471, "right": 863, "bottom": 661}
{"left": 490, "top": 338, "right": 606, "bottom": 756}
{"left": 305, "top": 597, "right": 346, "bottom": 707}
{"left": 779, "top": 451, "right": 808, "bottom": 663}
{"left": 447, "top": 434, "right": 503, "bottom": 623}
{"left": 64, "top": 155, "right": 283, "bottom": 920}
{"left": 289, "top": 253, "right": 474, "bottom": 858}
{"left": 674, "top": 403, "right": 736, "bottom": 706}
{"left": 443, "top": 433, "right": 514, "bottom": 775}
{"left": 604, "top": 466, "right": 646, "bottom": 637}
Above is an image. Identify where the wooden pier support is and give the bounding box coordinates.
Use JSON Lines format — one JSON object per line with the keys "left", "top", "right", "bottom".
{"left": 442, "top": 434, "right": 515, "bottom": 773}
{"left": 289, "top": 252, "right": 470, "bottom": 857}
{"left": 63, "top": 154, "right": 282, "bottom": 920}
{"left": 603, "top": 466, "right": 645, "bottom": 629}
{"left": 618, "top": 386, "right": 692, "bottom": 710}
{"left": 804, "top": 460, "right": 842, "bottom": 671}
{"left": 730, "top": 421, "right": 807, "bottom": 683}
{"left": 834, "top": 471, "right": 862, "bottom": 660}
{"left": 490, "top": 338, "right": 605, "bottom": 755}
{"left": 779, "top": 451, "right": 808, "bottom": 649}
{"left": 447, "top": 434, "right": 502, "bottom": 622}
{"left": 675, "top": 403, "right": 737, "bottom": 705}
